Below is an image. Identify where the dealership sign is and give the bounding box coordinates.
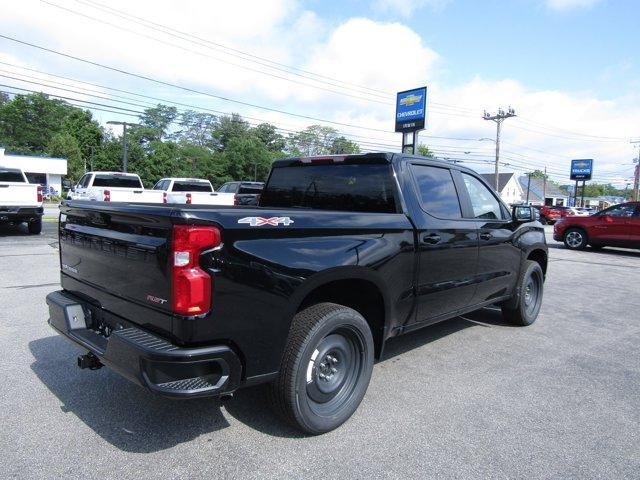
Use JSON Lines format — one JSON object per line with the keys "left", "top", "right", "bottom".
{"left": 395, "top": 87, "right": 427, "bottom": 133}
{"left": 570, "top": 159, "right": 593, "bottom": 181}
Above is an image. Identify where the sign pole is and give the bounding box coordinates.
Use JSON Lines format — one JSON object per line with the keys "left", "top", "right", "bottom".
{"left": 574, "top": 180, "right": 578, "bottom": 207}
{"left": 402, "top": 132, "right": 416, "bottom": 154}
{"left": 581, "top": 180, "right": 586, "bottom": 207}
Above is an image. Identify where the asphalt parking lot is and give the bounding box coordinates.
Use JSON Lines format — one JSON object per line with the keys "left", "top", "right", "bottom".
{"left": 1, "top": 220, "right": 639, "bottom": 479}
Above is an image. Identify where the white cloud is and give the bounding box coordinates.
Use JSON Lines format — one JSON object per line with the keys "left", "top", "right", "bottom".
{"left": 546, "top": 0, "right": 603, "bottom": 11}
{"left": 374, "top": 0, "right": 450, "bottom": 17}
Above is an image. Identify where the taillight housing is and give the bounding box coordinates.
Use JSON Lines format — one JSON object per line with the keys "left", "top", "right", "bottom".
{"left": 37, "top": 185, "right": 43, "bottom": 203}
{"left": 233, "top": 194, "right": 240, "bottom": 205}
{"left": 186, "top": 193, "right": 192, "bottom": 204}
{"left": 103, "top": 189, "right": 111, "bottom": 201}
{"left": 171, "top": 225, "right": 220, "bottom": 315}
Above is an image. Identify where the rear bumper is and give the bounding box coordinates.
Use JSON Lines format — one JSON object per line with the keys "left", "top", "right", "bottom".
{"left": 46, "top": 290, "right": 242, "bottom": 398}
{"left": 0, "top": 205, "right": 43, "bottom": 222}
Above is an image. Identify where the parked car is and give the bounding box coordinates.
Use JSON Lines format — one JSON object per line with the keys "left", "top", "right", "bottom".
{"left": 553, "top": 202, "right": 640, "bottom": 250}
{"left": 0, "top": 166, "right": 43, "bottom": 234}
{"left": 217, "top": 181, "right": 264, "bottom": 205}
{"left": 46, "top": 153, "right": 547, "bottom": 434}
{"left": 67, "top": 172, "right": 164, "bottom": 203}
{"left": 153, "top": 178, "right": 235, "bottom": 205}
{"left": 539, "top": 205, "right": 577, "bottom": 224}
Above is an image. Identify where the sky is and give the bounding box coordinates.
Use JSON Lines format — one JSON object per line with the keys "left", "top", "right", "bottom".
{"left": 0, "top": 0, "right": 639, "bottom": 186}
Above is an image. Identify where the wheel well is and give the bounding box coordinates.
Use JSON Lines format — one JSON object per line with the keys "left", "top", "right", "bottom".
{"left": 527, "top": 249, "right": 548, "bottom": 277}
{"left": 298, "top": 279, "right": 385, "bottom": 359}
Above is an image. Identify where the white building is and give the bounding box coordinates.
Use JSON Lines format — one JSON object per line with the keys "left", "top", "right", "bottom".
{"left": 0, "top": 147, "right": 67, "bottom": 194}
{"left": 479, "top": 173, "right": 524, "bottom": 205}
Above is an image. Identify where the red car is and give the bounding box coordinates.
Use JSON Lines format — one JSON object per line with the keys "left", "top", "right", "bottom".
{"left": 539, "top": 205, "right": 576, "bottom": 224}
{"left": 553, "top": 202, "right": 640, "bottom": 250}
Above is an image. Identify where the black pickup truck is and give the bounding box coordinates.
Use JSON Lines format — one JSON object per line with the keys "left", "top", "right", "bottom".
{"left": 46, "top": 153, "right": 547, "bottom": 434}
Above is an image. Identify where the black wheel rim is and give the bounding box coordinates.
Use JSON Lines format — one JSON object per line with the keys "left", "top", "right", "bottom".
{"left": 523, "top": 270, "right": 542, "bottom": 317}
{"left": 305, "top": 326, "right": 365, "bottom": 417}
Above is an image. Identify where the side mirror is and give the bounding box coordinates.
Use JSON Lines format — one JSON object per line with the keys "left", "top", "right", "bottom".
{"left": 512, "top": 205, "right": 535, "bottom": 223}
{"left": 61, "top": 179, "right": 71, "bottom": 189}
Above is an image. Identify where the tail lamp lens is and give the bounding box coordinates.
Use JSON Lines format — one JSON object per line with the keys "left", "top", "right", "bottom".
{"left": 103, "top": 189, "right": 111, "bottom": 201}
{"left": 186, "top": 193, "right": 192, "bottom": 204}
{"left": 172, "top": 225, "right": 221, "bottom": 315}
{"left": 37, "top": 186, "right": 43, "bottom": 203}
{"left": 163, "top": 192, "right": 168, "bottom": 204}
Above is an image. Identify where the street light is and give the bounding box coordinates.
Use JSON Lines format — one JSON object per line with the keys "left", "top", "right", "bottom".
{"left": 106, "top": 121, "right": 140, "bottom": 172}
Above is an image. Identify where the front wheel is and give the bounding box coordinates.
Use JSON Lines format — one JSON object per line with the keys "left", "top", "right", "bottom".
{"left": 269, "top": 303, "right": 374, "bottom": 434}
{"left": 502, "top": 260, "right": 544, "bottom": 326}
{"left": 564, "top": 228, "right": 588, "bottom": 250}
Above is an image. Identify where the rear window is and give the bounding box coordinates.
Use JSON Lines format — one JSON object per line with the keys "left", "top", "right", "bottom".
{"left": 260, "top": 163, "right": 397, "bottom": 213}
{"left": 238, "top": 184, "right": 263, "bottom": 194}
{"left": 0, "top": 169, "right": 25, "bottom": 182}
{"left": 172, "top": 181, "right": 212, "bottom": 192}
{"left": 93, "top": 174, "right": 142, "bottom": 188}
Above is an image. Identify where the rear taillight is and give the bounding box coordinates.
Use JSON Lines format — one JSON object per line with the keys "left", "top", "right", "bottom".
{"left": 163, "top": 192, "right": 167, "bottom": 204}
{"left": 37, "top": 186, "right": 43, "bottom": 203}
{"left": 234, "top": 194, "right": 240, "bottom": 205}
{"left": 103, "top": 189, "right": 111, "bottom": 201}
{"left": 186, "top": 193, "right": 192, "bottom": 204}
{"left": 171, "top": 225, "right": 221, "bottom": 315}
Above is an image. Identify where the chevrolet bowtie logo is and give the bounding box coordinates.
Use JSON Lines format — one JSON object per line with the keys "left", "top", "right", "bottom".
{"left": 400, "top": 94, "right": 422, "bottom": 107}
{"left": 574, "top": 161, "right": 589, "bottom": 168}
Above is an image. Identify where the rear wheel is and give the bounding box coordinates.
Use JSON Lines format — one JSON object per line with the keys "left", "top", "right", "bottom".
{"left": 28, "top": 218, "right": 42, "bottom": 234}
{"left": 502, "top": 260, "right": 544, "bottom": 326}
{"left": 269, "top": 302, "right": 374, "bottom": 434}
{"left": 564, "top": 228, "right": 588, "bottom": 250}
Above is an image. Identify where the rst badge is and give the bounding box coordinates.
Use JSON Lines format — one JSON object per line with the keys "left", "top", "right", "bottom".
{"left": 238, "top": 216, "right": 294, "bottom": 227}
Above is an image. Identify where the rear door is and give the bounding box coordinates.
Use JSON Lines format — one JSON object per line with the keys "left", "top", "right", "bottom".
{"left": 458, "top": 172, "right": 522, "bottom": 305}
{"left": 629, "top": 205, "right": 640, "bottom": 246}
{"left": 405, "top": 162, "right": 479, "bottom": 323}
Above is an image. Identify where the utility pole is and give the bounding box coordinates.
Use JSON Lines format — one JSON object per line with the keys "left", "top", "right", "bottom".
{"left": 107, "top": 121, "right": 140, "bottom": 172}
{"left": 543, "top": 167, "right": 547, "bottom": 205}
{"left": 526, "top": 172, "right": 532, "bottom": 204}
{"left": 483, "top": 107, "right": 516, "bottom": 192}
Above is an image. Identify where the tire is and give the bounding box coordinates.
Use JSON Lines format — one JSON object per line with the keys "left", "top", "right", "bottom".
{"left": 269, "top": 302, "right": 374, "bottom": 434}
{"left": 563, "top": 227, "right": 588, "bottom": 250}
{"left": 540, "top": 216, "right": 547, "bottom": 225}
{"left": 28, "top": 218, "right": 42, "bottom": 234}
{"left": 501, "top": 260, "right": 544, "bottom": 326}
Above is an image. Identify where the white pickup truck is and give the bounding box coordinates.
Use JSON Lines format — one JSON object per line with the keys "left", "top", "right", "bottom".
{"left": 0, "top": 166, "right": 43, "bottom": 234}
{"left": 68, "top": 172, "right": 163, "bottom": 203}
{"left": 153, "top": 177, "right": 235, "bottom": 205}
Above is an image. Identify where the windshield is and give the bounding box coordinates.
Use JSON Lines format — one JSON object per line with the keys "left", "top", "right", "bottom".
{"left": 92, "top": 174, "right": 143, "bottom": 188}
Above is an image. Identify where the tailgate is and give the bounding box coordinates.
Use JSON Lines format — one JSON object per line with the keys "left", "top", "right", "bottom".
{"left": 0, "top": 183, "right": 37, "bottom": 206}
{"left": 189, "top": 192, "right": 235, "bottom": 206}
{"left": 109, "top": 188, "right": 163, "bottom": 203}
{"left": 59, "top": 201, "right": 174, "bottom": 313}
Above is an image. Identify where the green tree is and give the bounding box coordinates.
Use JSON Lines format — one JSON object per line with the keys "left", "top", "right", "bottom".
{"left": 417, "top": 144, "right": 435, "bottom": 158}
{"left": 47, "top": 133, "right": 83, "bottom": 182}
{"left": 252, "top": 123, "right": 285, "bottom": 152}
{"left": 287, "top": 125, "right": 339, "bottom": 156}
{"left": 211, "top": 114, "right": 250, "bottom": 151}
{"left": 331, "top": 136, "right": 360, "bottom": 154}
{"left": 0, "top": 92, "right": 73, "bottom": 153}
{"left": 220, "top": 136, "right": 273, "bottom": 182}
{"left": 139, "top": 104, "right": 179, "bottom": 143}
{"left": 176, "top": 110, "right": 217, "bottom": 148}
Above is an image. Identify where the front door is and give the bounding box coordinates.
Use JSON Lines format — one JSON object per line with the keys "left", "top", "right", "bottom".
{"left": 406, "top": 163, "right": 479, "bottom": 325}
{"left": 592, "top": 203, "right": 635, "bottom": 243}
{"left": 458, "top": 172, "right": 522, "bottom": 304}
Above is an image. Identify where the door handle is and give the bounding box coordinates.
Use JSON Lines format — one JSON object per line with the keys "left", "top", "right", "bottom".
{"left": 422, "top": 233, "right": 441, "bottom": 244}
{"left": 479, "top": 232, "right": 493, "bottom": 241}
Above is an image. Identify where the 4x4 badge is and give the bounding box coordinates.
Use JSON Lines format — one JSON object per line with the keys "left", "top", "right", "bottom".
{"left": 238, "top": 216, "right": 294, "bottom": 227}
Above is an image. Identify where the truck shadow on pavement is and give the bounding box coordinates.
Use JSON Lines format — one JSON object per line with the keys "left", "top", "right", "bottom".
{"left": 547, "top": 242, "right": 640, "bottom": 258}
{"left": 29, "top": 308, "right": 508, "bottom": 449}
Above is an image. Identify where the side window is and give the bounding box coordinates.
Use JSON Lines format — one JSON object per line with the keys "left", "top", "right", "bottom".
{"left": 600, "top": 204, "right": 635, "bottom": 217}
{"left": 218, "top": 184, "right": 228, "bottom": 192}
{"left": 153, "top": 180, "right": 164, "bottom": 190}
{"left": 462, "top": 173, "right": 504, "bottom": 220}
{"left": 409, "top": 164, "right": 461, "bottom": 218}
